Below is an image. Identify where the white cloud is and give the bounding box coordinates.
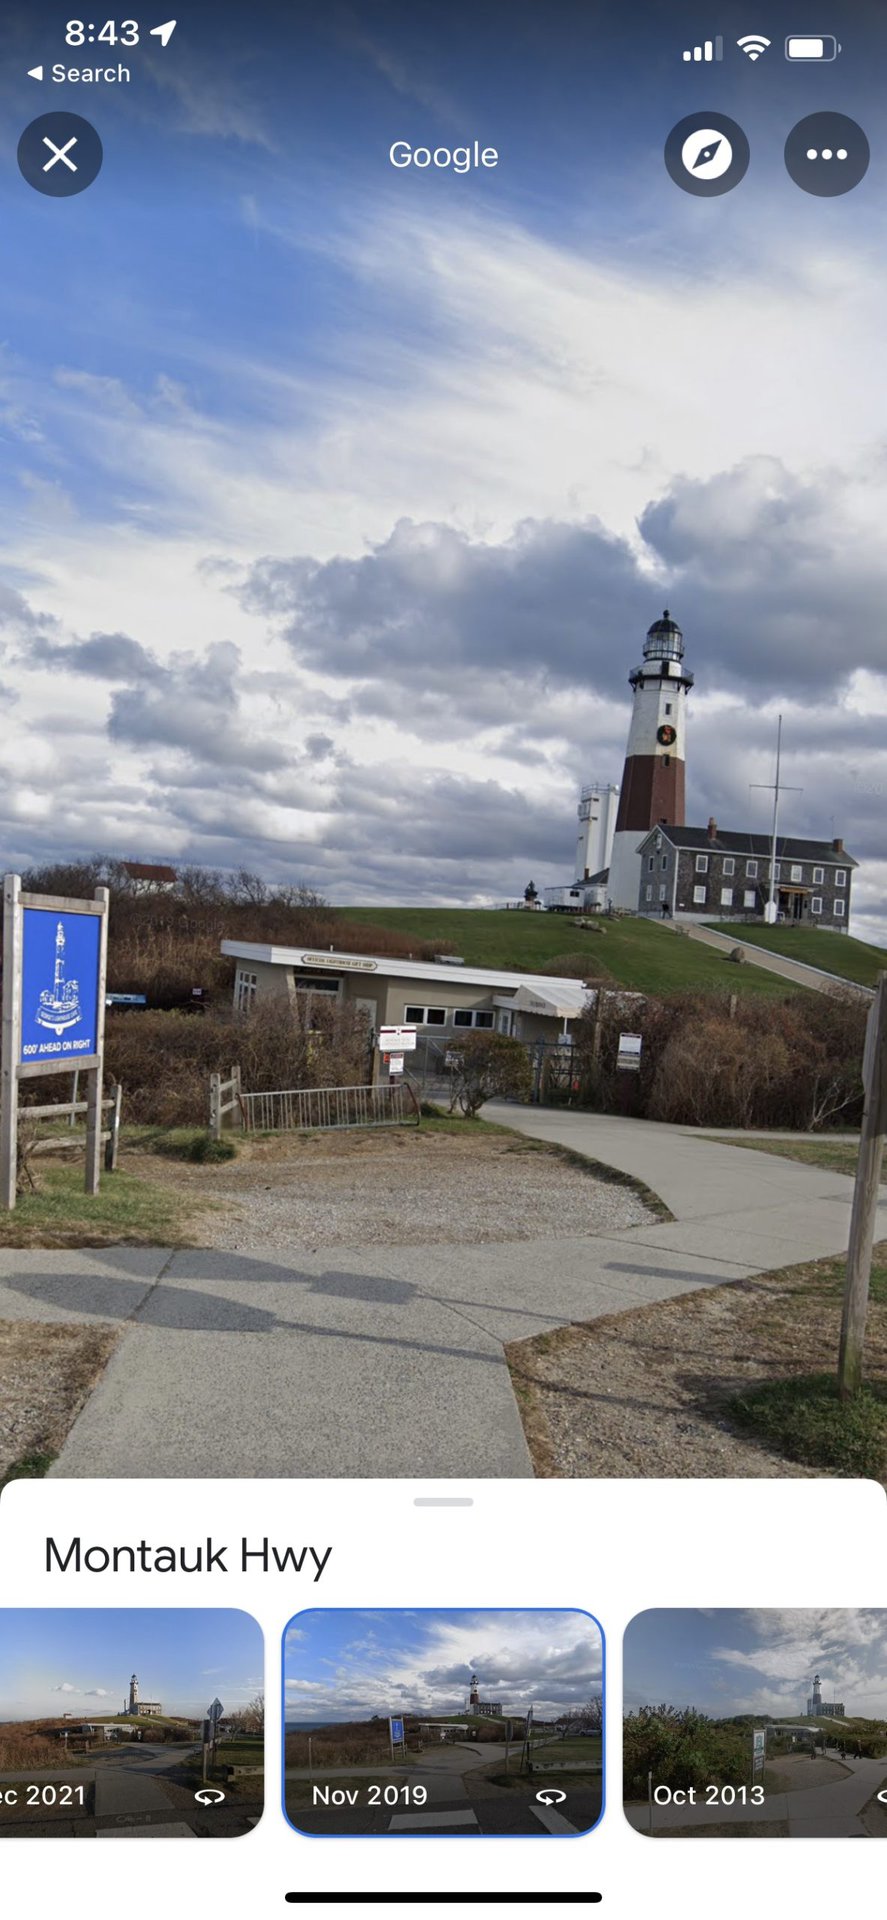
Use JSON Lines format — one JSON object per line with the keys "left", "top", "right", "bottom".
{"left": 0, "top": 196, "right": 884, "bottom": 935}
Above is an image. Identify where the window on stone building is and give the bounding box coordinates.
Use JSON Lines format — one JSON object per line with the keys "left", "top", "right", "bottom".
{"left": 720, "top": 887, "right": 733, "bottom": 907}
{"left": 695, "top": 854, "right": 708, "bottom": 873}
{"left": 834, "top": 898, "right": 846, "bottom": 918}
{"left": 693, "top": 883, "right": 707, "bottom": 904}
{"left": 811, "top": 897, "right": 822, "bottom": 915}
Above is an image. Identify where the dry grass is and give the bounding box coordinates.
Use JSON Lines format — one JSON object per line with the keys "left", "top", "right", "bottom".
{"left": 0, "top": 1729, "right": 60, "bottom": 1768}
{"left": 507, "top": 1242, "right": 887, "bottom": 1480}
{"left": 285, "top": 1726, "right": 390, "bottom": 1769}
{"left": 0, "top": 1321, "right": 119, "bottom": 1485}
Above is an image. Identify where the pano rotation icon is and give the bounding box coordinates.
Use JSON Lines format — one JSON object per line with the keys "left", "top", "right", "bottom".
{"left": 665, "top": 112, "right": 750, "bottom": 196}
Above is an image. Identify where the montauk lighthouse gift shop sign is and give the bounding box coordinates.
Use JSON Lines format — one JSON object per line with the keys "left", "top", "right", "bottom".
{"left": 1, "top": 875, "right": 109, "bottom": 1210}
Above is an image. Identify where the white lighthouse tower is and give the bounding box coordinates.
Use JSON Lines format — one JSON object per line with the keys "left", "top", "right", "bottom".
{"left": 129, "top": 1673, "right": 140, "bottom": 1713}
{"left": 606, "top": 610, "right": 694, "bottom": 910}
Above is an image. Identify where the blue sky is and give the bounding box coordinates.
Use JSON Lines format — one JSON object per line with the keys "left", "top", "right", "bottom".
{"left": 284, "top": 1606, "right": 602, "bottom": 1723}
{"left": 0, "top": 1608, "right": 263, "bottom": 1721}
{"left": 1, "top": 3, "right": 886, "bottom": 933}
{"left": 623, "top": 1608, "right": 887, "bottom": 1719}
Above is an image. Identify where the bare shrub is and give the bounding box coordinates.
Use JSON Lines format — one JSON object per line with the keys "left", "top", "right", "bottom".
{"left": 572, "top": 989, "right": 868, "bottom": 1131}
{"left": 0, "top": 1730, "right": 60, "bottom": 1768}
{"left": 647, "top": 1015, "right": 793, "bottom": 1128}
{"left": 447, "top": 1031, "right": 534, "bottom": 1116}
{"left": 101, "top": 994, "right": 373, "bottom": 1127}
{"left": 285, "top": 1724, "right": 390, "bottom": 1769}
{"left": 537, "top": 953, "right": 611, "bottom": 981}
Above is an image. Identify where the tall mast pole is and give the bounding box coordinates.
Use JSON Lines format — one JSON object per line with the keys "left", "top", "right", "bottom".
{"left": 765, "top": 714, "right": 782, "bottom": 925}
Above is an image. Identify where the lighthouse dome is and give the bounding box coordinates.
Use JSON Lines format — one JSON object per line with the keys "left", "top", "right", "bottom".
{"left": 643, "top": 609, "right": 684, "bottom": 663}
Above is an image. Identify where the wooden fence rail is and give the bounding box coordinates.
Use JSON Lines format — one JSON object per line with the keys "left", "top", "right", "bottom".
{"left": 209, "top": 1064, "right": 243, "bottom": 1140}
{"left": 20, "top": 1081, "right": 123, "bottom": 1172}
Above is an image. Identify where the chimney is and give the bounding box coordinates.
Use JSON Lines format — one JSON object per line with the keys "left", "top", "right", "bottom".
{"left": 832, "top": 837, "right": 844, "bottom": 853}
{"left": 707, "top": 817, "right": 718, "bottom": 841}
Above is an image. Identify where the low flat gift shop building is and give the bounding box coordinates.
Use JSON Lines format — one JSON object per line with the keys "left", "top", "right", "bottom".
{"left": 221, "top": 942, "right": 590, "bottom": 1056}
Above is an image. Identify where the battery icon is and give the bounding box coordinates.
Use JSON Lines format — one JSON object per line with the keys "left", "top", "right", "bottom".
{"left": 785, "top": 35, "right": 841, "bottom": 60}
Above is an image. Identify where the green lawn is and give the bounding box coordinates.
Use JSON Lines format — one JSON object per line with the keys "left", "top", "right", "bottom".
{"left": 341, "top": 908, "right": 803, "bottom": 998}
{"left": 0, "top": 1163, "right": 193, "bottom": 1248}
{"left": 708, "top": 922, "right": 887, "bottom": 988}
{"left": 707, "top": 1138, "right": 860, "bottom": 1177}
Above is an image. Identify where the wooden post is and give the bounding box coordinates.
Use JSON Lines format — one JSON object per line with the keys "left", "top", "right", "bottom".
{"left": 104, "top": 1081, "right": 123, "bottom": 1172}
{"left": 232, "top": 1063, "right": 242, "bottom": 1127}
{"left": 838, "top": 972, "right": 887, "bottom": 1400}
{"left": 209, "top": 1072, "right": 221, "bottom": 1140}
{"left": 84, "top": 886, "right": 110, "bottom": 1196}
{"left": 590, "top": 989, "right": 604, "bottom": 1061}
{"left": 1, "top": 875, "right": 23, "bottom": 1210}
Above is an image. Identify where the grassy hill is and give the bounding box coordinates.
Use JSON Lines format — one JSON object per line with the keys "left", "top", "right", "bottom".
{"left": 709, "top": 922, "right": 887, "bottom": 989}
{"left": 340, "top": 908, "right": 803, "bottom": 998}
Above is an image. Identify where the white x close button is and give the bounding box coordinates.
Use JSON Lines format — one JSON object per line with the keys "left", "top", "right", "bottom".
{"left": 42, "top": 135, "right": 79, "bottom": 174}
{"left": 18, "top": 113, "right": 103, "bottom": 196}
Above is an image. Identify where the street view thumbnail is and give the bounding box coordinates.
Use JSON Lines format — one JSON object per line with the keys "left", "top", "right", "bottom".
{"left": 284, "top": 1607, "right": 603, "bottom": 1837}
{"left": 0, "top": 1609, "right": 264, "bottom": 1837}
{"left": 623, "top": 1608, "right": 887, "bottom": 1838}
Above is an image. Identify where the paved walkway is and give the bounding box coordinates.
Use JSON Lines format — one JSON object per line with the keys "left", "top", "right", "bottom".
{"left": 678, "top": 921, "right": 874, "bottom": 997}
{"left": 0, "top": 1112, "right": 883, "bottom": 1476}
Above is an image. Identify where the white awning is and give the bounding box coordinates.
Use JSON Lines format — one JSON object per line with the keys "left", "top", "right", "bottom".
{"left": 492, "top": 983, "right": 590, "bottom": 1020}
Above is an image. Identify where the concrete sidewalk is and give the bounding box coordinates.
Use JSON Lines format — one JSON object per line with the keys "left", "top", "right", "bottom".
{"left": 483, "top": 1105, "right": 887, "bottom": 1261}
{"left": 1, "top": 1111, "right": 883, "bottom": 1477}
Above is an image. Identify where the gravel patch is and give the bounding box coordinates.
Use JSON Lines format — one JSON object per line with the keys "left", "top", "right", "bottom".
{"left": 130, "top": 1131, "right": 655, "bottom": 1252}
{"left": 0, "top": 1321, "right": 118, "bottom": 1482}
{"left": 504, "top": 1256, "right": 873, "bottom": 1478}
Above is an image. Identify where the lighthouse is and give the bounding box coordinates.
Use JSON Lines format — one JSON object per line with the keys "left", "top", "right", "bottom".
{"left": 606, "top": 610, "right": 694, "bottom": 910}
{"left": 129, "top": 1673, "right": 140, "bottom": 1713}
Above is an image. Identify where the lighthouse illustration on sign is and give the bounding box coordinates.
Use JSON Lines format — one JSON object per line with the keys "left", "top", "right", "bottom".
{"left": 34, "top": 919, "right": 83, "bottom": 1036}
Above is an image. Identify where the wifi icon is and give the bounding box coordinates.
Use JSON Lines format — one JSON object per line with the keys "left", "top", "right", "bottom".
{"left": 737, "top": 33, "right": 771, "bottom": 60}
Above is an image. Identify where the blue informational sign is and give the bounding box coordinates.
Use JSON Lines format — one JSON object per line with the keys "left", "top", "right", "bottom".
{"left": 389, "top": 1717, "right": 405, "bottom": 1744}
{"left": 20, "top": 907, "right": 102, "bottom": 1066}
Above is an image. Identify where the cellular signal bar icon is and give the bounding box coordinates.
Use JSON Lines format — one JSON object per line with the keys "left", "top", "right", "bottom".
{"left": 683, "top": 37, "right": 723, "bottom": 61}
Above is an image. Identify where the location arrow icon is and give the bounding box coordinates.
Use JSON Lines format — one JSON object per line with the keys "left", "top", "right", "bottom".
{"left": 150, "top": 20, "right": 177, "bottom": 46}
